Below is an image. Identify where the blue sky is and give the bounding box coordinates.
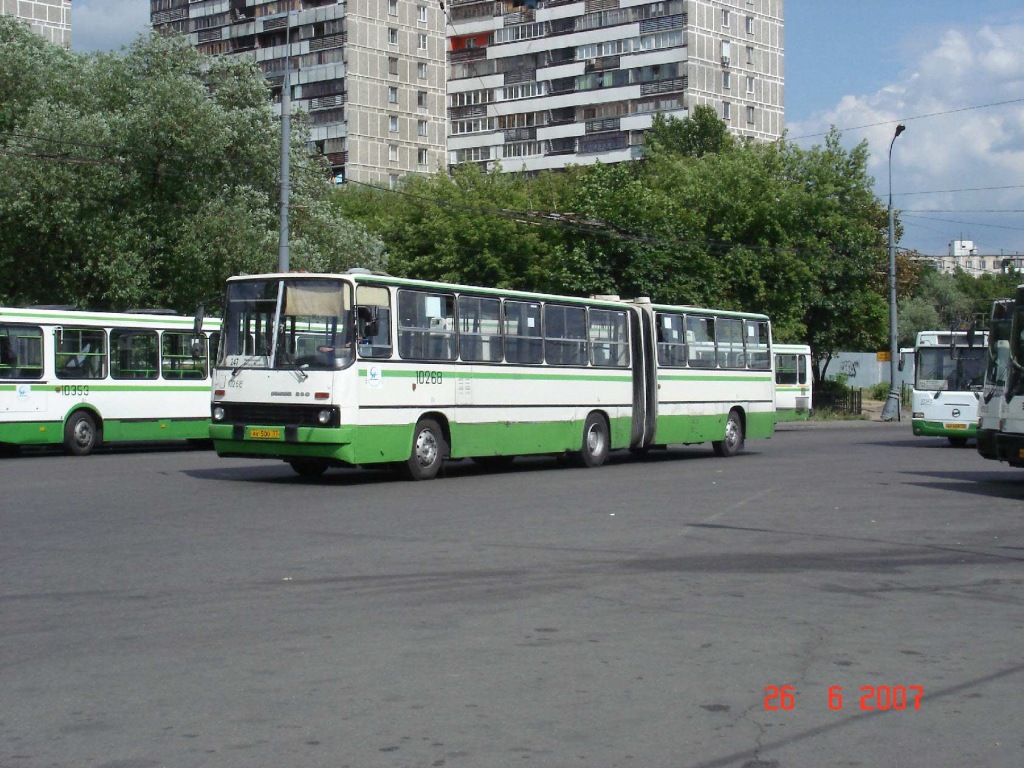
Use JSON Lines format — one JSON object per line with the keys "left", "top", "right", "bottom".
{"left": 69, "top": 1, "right": 1024, "bottom": 256}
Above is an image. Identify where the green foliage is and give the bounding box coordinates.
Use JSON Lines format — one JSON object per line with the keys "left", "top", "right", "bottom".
{"left": 899, "top": 266, "right": 1020, "bottom": 346}
{"left": 645, "top": 106, "right": 735, "bottom": 158}
{"left": 0, "top": 21, "right": 385, "bottom": 311}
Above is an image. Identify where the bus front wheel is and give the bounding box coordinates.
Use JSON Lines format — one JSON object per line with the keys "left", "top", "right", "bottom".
{"left": 401, "top": 418, "right": 447, "bottom": 480}
{"left": 64, "top": 411, "right": 100, "bottom": 456}
{"left": 578, "top": 413, "right": 610, "bottom": 468}
{"left": 712, "top": 410, "right": 744, "bottom": 457}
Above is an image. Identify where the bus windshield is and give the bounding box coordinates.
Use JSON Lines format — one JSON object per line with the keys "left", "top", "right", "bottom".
{"left": 220, "top": 278, "right": 354, "bottom": 371}
{"left": 915, "top": 345, "right": 986, "bottom": 393}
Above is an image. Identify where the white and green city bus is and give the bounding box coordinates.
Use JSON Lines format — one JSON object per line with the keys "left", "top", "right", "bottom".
{"left": 977, "top": 294, "right": 1024, "bottom": 466}
{"left": 0, "top": 306, "right": 219, "bottom": 455}
{"left": 909, "top": 329, "right": 988, "bottom": 446}
{"left": 773, "top": 343, "right": 812, "bottom": 421}
{"left": 209, "top": 271, "right": 777, "bottom": 478}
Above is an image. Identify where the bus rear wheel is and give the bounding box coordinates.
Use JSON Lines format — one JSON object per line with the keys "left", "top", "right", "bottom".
{"left": 401, "top": 418, "right": 447, "bottom": 480}
{"left": 578, "top": 412, "right": 610, "bottom": 468}
{"left": 712, "top": 409, "right": 744, "bottom": 457}
{"left": 64, "top": 410, "right": 100, "bottom": 456}
{"left": 289, "top": 459, "right": 329, "bottom": 477}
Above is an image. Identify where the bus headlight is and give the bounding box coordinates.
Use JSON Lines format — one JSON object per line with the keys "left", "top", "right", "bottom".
{"left": 317, "top": 409, "right": 332, "bottom": 425}
{"left": 212, "top": 406, "right": 225, "bottom": 422}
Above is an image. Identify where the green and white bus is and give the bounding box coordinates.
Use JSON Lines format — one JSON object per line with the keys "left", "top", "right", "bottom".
{"left": 0, "top": 306, "right": 219, "bottom": 455}
{"left": 909, "top": 329, "right": 988, "bottom": 446}
{"left": 773, "top": 343, "right": 812, "bottom": 421}
{"left": 977, "top": 294, "right": 1022, "bottom": 465}
{"left": 210, "top": 271, "right": 776, "bottom": 479}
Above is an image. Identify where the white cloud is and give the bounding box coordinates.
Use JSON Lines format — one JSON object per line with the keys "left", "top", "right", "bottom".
{"left": 788, "top": 24, "right": 1024, "bottom": 255}
{"left": 71, "top": 0, "right": 150, "bottom": 53}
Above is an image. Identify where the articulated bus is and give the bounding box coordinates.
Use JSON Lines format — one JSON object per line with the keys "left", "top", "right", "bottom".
{"left": 0, "top": 307, "right": 219, "bottom": 455}
{"left": 210, "top": 271, "right": 777, "bottom": 479}
{"left": 978, "top": 294, "right": 1024, "bottom": 466}
{"left": 773, "top": 343, "right": 812, "bottom": 421}
{"left": 909, "top": 329, "right": 988, "bottom": 446}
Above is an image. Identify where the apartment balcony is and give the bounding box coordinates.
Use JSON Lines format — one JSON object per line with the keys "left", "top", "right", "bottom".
{"left": 449, "top": 104, "right": 489, "bottom": 120}
{"left": 585, "top": 117, "right": 621, "bottom": 133}
{"left": 309, "top": 33, "right": 346, "bottom": 52}
{"left": 449, "top": 47, "right": 487, "bottom": 63}
{"left": 640, "top": 77, "right": 686, "bottom": 95}
{"left": 584, "top": 55, "right": 619, "bottom": 72}
{"left": 503, "top": 127, "right": 537, "bottom": 142}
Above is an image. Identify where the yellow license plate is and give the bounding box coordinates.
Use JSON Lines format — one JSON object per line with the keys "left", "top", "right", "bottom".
{"left": 944, "top": 423, "right": 967, "bottom": 430}
{"left": 248, "top": 428, "right": 282, "bottom": 440}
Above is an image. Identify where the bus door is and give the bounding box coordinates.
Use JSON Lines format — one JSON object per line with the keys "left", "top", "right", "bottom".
{"left": 629, "top": 306, "right": 657, "bottom": 448}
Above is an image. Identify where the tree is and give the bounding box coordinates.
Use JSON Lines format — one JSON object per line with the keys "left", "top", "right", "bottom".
{"left": 0, "top": 21, "right": 385, "bottom": 311}
{"left": 645, "top": 105, "right": 735, "bottom": 158}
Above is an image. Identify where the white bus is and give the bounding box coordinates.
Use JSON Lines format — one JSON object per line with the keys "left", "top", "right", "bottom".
{"left": 977, "top": 296, "right": 1021, "bottom": 465}
{"left": 773, "top": 343, "right": 812, "bottom": 421}
{"left": 909, "top": 329, "right": 988, "bottom": 446}
{"left": 0, "top": 306, "right": 219, "bottom": 455}
{"left": 209, "top": 271, "right": 777, "bottom": 478}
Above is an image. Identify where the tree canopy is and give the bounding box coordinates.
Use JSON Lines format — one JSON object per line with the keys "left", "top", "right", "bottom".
{"left": 335, "top": 117, "right": 898, "bottom": 384}
{"left": 0, "top": 18, "right": 386, "bottom": 312}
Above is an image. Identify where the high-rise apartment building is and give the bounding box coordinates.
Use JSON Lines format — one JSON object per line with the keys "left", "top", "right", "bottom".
{"left": 151, "top": 0, "right": 448, "bottom": 186}
{"left": 2, "top": 0, "right": 72, "bottom": 47}
{"left": 447, "top": 0, "right": 783, "bottom": 171}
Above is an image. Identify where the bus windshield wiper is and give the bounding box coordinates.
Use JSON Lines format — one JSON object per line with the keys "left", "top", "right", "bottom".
{"left": 231, "top": 355, "right": 264, "bottom": 377}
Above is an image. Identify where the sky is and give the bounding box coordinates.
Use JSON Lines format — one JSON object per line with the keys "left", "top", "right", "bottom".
{"left": 68, "top": 0, "right": 1024, "bottom": 257}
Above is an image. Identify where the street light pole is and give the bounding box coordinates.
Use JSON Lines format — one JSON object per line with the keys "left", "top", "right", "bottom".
{"left": 277, "top": 6, "right": 293, "bottom": 273}
{"left": 880, "top": 123, "right": 906, "bottom": 422}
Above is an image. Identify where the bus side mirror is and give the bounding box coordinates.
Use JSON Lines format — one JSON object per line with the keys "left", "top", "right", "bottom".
{"left": 897, "top": 357, "right": 905, "bottom": 372}
{"left": 193, "top": 303, "right": 205, "bottom": 337}
{"left": 967, "top": 327, "right": 976, "bottom": 348}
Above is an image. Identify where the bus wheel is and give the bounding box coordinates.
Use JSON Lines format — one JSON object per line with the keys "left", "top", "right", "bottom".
{"left": 948, "top": 436, "right": 968, "bottom": 448}
{"left": 64, "top": 411, "right": 99, "bottom": 456}
{"left": 712, "top": 409, "right": 744, "bottom": 457}
{"left": 289, "top": 459, "right": 329, "bottom": 477}
{"left": 402, "top": 418, "right": 446, "bottom": 480}
{"left": 578, "top": 413, "right": 610, "bottom": 468}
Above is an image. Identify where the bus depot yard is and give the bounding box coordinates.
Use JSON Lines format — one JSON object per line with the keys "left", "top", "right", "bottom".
{"left": 2, "top": 421, "right": 1022, "bottom": 768}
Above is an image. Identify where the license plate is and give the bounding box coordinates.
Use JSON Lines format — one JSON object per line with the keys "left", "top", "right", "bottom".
{"left": 248, "top": 427, "right": 282, "bottom": 440}
{"left": 944, "top": 423, "right": 967, "bottom": 430}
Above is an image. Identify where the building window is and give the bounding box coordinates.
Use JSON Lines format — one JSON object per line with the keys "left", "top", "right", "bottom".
{"left": 417, "top": 61, "right": 428, "bottom": 79}
{"left": 723, "top": 101, "right": 731, "bottom": 120}
{"left": 388, "top": 86, "right": 398, "bottom": 104}
{"left": 388, "top": 27, "right": 398, "bottom": 45}
{"left": 746, "top": 46, "right": 755, "bottom": 65}
{"left": 417, "top": 4, "right": 427, "bottom": 23}
{"left": 389, "top": 115, "right": 399, "bottom": 132}
{"left": 746, "top": 105, "right": 755, "bottom": 123}
{"left": 417, "top": 90, "right": 428, "bottom": 108}
{"left": 721, "top": 40, "right": 731, "bottom": 63}
{"left": 389, "top": 173, "right": 399, "bottom": 188}
{"left": 418, "top": 33, "right": 428, "bottom": 51}
{"left": 746, "top": 16, "right": 754, "bottom": 34}
{"left": 721, "top": 9, "right": 730, "bottom": 27}
{"left": 418, "top": 148, "right": 428, "bottom": 165}
{"left": 389, "top": 57, "right": 399, "bottom": 76}
{"left": 746, "top": 75, "right": 755, "bottom": 93}
{"left": 388, "top": 0, "right": 397, "bottom": 15}
{"left": 722, "top": 71, "right": 731, "bottom": 90}
{"left": 417, "top": 119, "right": 428, "bottom": 136}
{"left": 389, "top": 144, "right": 399, "bottom": 162}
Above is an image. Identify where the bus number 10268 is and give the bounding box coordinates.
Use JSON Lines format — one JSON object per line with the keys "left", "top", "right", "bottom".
{"left": 416, "top": 371, "right": 443, "bottom": 385}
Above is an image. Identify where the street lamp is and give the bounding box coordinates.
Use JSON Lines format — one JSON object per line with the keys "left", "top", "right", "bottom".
{"left": 278, "top": 6, "right": 294, "bottom": 273}
{"left": 880, "top": 123, "right": 906, "bottom": 421}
